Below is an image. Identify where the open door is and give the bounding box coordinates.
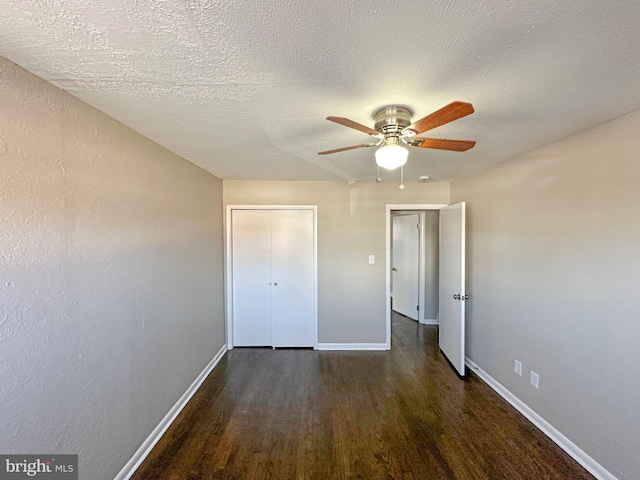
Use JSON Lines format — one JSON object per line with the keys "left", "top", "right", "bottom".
{"left": 392, "top": 214, "right": 420, "bottom": 320}
{"left": 439, "top": 202, "right": 466, "bottom": 376}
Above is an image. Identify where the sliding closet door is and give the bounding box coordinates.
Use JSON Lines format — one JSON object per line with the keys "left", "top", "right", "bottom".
{"left": 231, "top": 210, "right": 272, "bottom": 346}
{"left": 270, "top": 209, "right": 314, "bottom": 347}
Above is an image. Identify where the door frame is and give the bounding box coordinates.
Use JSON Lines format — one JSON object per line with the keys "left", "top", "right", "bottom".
{"left": 225, "top": 205, "right": 319, "bottom": 350}
{"left": 385, "top": 204, "right": 447, "bottom": 349}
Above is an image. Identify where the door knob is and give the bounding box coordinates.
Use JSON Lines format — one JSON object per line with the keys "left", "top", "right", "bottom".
{"left": 453, "top": 294, "right": 460, "bottom": 300}
{"left": 391, "top": 267, "right": 398, "bottom": 272}
{"left": 273, "top": 282, "right": 278, "bottom": 286}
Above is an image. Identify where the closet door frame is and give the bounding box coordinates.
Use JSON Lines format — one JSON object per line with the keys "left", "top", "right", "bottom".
{"left": 225, "top": 205, "right": 319, "bottom": 350}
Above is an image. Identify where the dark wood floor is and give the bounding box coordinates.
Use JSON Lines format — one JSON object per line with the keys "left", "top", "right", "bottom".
{"left": 132, "top": 313, "right": 593, "bottom": 480}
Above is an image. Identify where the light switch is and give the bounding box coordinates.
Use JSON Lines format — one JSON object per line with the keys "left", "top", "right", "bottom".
{"left": 368, "top": 255, "right": 375, "bottom": 264}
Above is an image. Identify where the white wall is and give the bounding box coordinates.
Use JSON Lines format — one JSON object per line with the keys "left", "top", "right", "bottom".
{"left": 451, "top": 109, "right": 640, "bottom": 479}
{"left": 224, "top": 180, "right": 449, "bottom": 344}
{"left": 0, "top": 57, "right": 226, "bottom": 479}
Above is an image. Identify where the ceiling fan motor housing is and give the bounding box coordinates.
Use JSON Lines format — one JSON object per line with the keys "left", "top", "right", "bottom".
{"left": 373, "top": 105, "right": 413, "bottom": 134}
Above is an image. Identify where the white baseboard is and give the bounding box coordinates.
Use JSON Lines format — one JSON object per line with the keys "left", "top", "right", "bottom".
{"left": 419, "top": 318, "right": 438, "bottom": 325}
{"left": 317, "top": 343, "right": 389, "bottom": 351}
{"left": 465, "top": 357, "right": 617, "bottom": 480}
{"left": 115, "top": 344, "right": 228, "bottom": 480}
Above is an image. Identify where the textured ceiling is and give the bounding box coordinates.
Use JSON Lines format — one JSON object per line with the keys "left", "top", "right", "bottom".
{"left": 1, "top": 1, "right": 640, "bottom": 182}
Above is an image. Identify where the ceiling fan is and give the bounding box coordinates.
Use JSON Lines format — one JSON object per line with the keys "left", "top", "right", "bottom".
{"left": 318, "top": 101, "right": 476, "bottom": 171}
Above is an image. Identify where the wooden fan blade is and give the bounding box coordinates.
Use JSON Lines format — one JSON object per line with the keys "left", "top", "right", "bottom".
{"left": 410, "top": 138, "right": 476, "bottom": 152}
{"left": 317, "top": 143, "right": 377, "bottom": 155}
{"left": 405, "top": 101, "right": 474, "bottom": 135}
{"left": 326, "top": 116, "right": 380, "bottom": 136}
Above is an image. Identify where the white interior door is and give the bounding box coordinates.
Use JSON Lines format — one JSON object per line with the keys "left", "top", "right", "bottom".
{"left": 271, "top": 209, "right": 315, "bottom": 347}
{"left": 439, "top": 202, "right": 466, "bottom": 376}
{"left": 231, "top": 210, "right": 272, "bottom": 346}
{"left": 392, "top": 214, "right": 420, "bottom": 320}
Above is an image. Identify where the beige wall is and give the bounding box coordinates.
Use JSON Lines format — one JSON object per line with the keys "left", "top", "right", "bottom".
{"left": 224, "top": 180, "right": 449, "bottom": 344}
{"left": 0, "top": 57, "right": 226, "bottom": 479}
{"left": 451, "top": 109, "right": 640, "bottom": 479}
{"left": 423, "top": 210, "right": 440, "bottom": 320}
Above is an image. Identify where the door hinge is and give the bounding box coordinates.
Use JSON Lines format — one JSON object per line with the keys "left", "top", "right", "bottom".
{"left": 417, "top": 305, "right": 419, "bottom": 311}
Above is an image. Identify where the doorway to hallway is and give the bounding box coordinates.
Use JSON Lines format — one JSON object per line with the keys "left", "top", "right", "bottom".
{"left": 390, "top": 210, "right": 441, "bottom": 324}
{"left": 386, "top": 203, "right": 467, "bottom": 377}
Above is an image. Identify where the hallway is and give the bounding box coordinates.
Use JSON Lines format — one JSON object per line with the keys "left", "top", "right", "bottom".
{"left": 132, "top": 314, "right": 592, "bottom": 479}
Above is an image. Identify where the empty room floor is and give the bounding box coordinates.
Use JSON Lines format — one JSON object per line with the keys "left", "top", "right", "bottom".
{"left": 131, "top": 313, "right": 593, "bottom": 479}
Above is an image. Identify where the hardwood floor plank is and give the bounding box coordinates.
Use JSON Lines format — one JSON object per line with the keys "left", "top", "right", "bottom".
{"left": 131, "top": 314, "right": 594, "bottom": 480}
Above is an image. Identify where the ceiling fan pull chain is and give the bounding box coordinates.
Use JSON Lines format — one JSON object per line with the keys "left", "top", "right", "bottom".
{"left": 376, "top": 165, "right": 381, "bottom": 183}
{"left": 399, "top": 165, "right": 405, "bottom": 190}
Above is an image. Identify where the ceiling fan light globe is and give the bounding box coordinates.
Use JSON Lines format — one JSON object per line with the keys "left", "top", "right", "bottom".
{"left": 375, "top": 144, "right": 408, "bottom": 170}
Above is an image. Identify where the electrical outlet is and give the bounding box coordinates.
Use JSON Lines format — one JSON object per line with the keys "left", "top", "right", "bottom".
{"left": 514, "top": 360, "right": 522, "bottom": 376}
{"left": 368, "top": 255, "right": 375, "bottom": 264}
{"left": 530, "top": 371, "right": 540, "bottom": 389}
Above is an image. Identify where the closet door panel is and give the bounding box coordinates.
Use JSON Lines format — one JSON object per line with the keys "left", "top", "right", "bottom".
{"left": 270, "top": 209, "right": 314, "bottom": 347}
{"left": 231, "top": 210, "right": 272, "bottom": 346}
